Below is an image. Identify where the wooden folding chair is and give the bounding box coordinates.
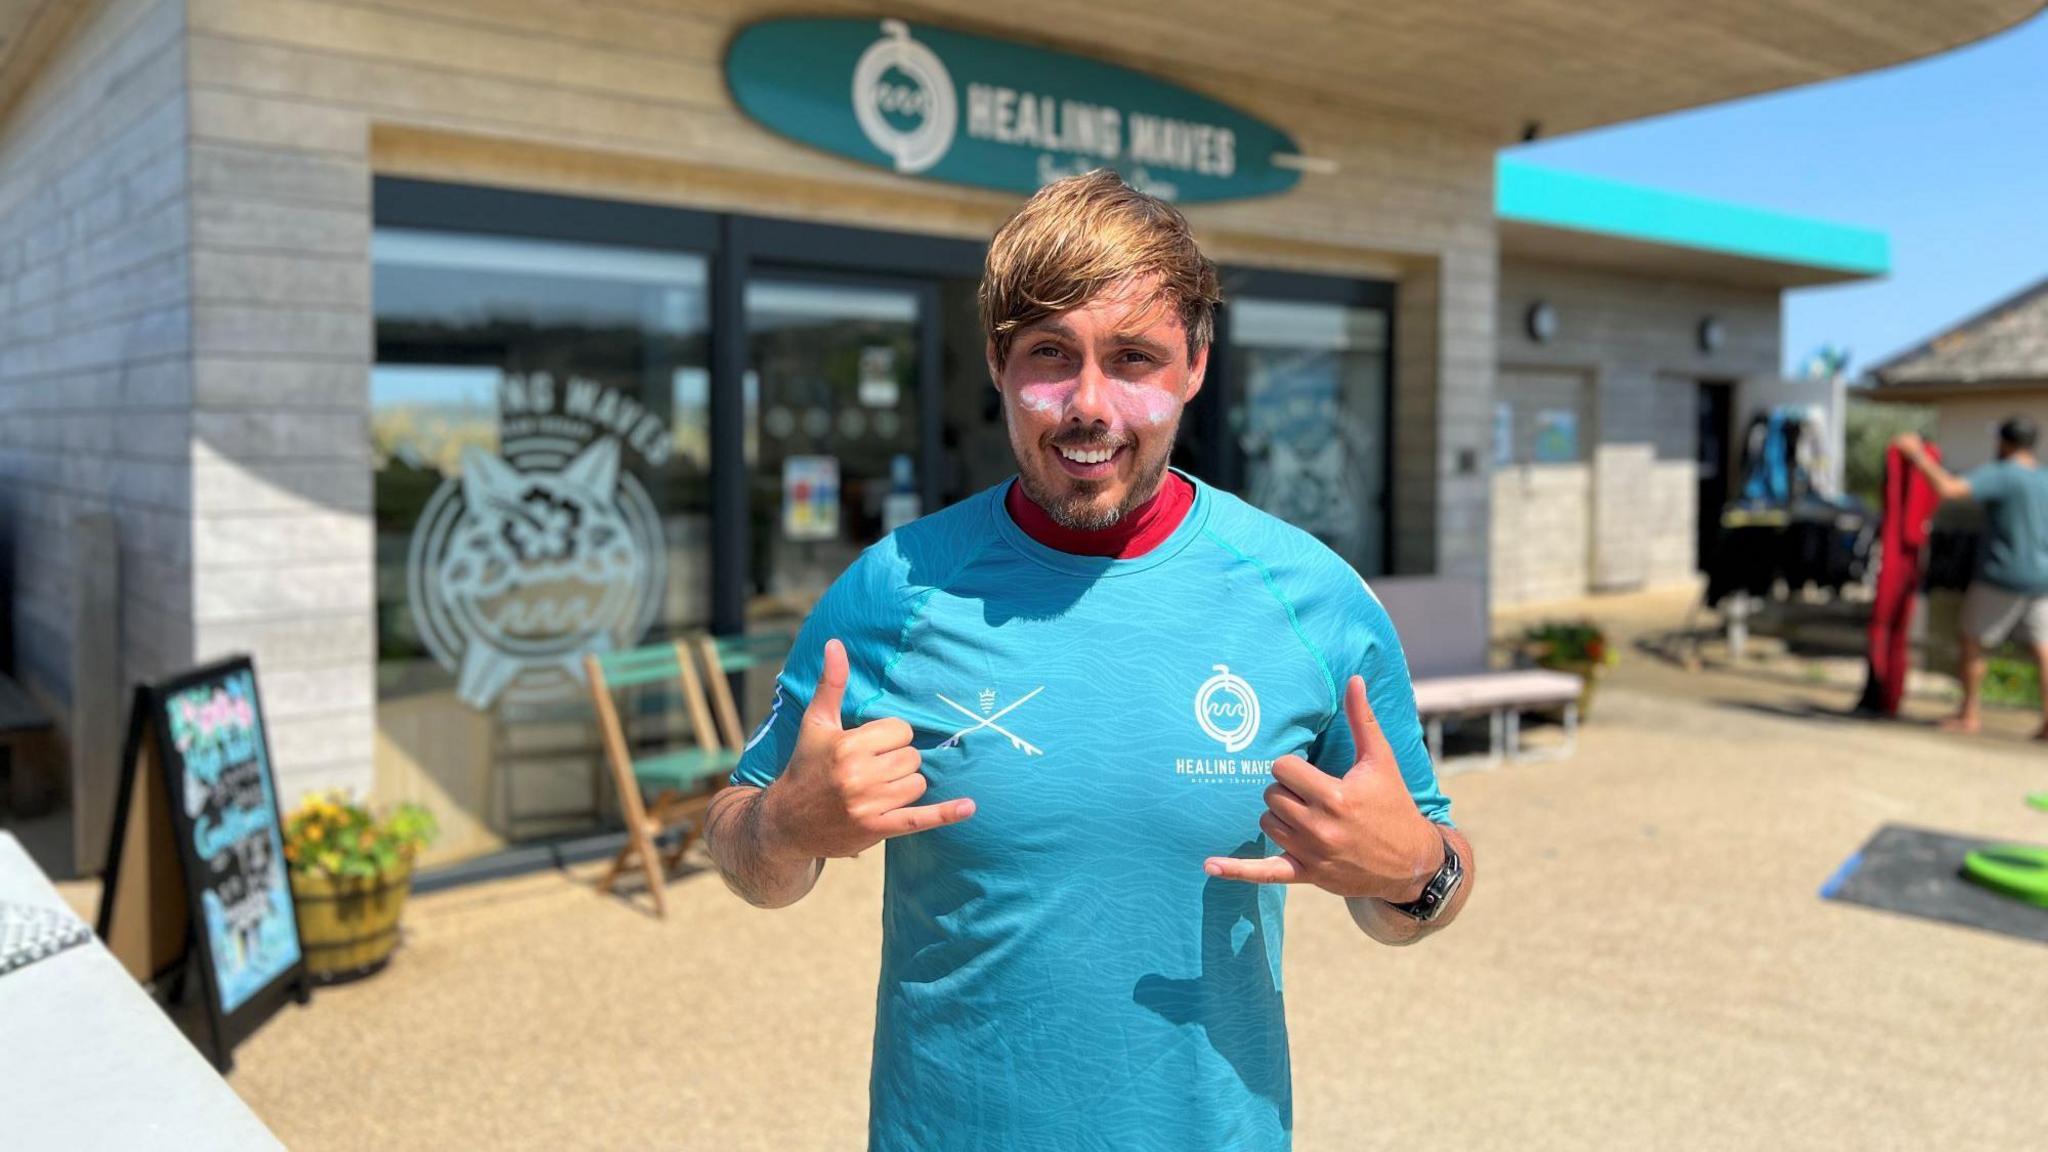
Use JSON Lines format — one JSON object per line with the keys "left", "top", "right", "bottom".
{"left": 691, "top": 630, "right": 798, "bottom": 753}
{"left": 584, "top": 642, "right": 737, "bottom": 918}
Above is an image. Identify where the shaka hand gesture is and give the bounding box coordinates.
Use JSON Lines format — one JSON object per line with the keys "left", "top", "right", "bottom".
{"left": 1203, "top": 674, "right": 1443, "bottom": 902}
{"left": 760, "top": 639, "right": 976, "bottom": 860}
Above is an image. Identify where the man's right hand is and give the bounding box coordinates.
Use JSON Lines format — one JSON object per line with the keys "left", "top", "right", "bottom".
{"left": 757, "top": 638, "right": 976, "bottom": 862}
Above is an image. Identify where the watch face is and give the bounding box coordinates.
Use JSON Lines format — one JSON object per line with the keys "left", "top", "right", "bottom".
{"left": 1400, "top": 834, "right": 1461, "bottom": 922}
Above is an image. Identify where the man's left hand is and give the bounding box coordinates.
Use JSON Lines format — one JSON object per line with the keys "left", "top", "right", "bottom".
{"left": 1203, "top": 675, "right": 1444, "bottom": 902}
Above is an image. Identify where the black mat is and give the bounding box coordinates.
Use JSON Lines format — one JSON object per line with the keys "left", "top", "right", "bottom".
{"left": 1821, "top": 824, "right": 2048, "bottom": 945}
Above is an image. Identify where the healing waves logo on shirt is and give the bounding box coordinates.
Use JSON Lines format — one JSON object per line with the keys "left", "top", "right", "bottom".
{"left": 1178, "top": 663, "right": 1269, "bottom": 782}
{"left": 1195, "top": 664, "right": 1260, "bottom": 752}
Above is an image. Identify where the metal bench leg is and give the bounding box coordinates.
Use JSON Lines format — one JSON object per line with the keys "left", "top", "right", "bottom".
{"left": 1562, "top": 701, "right": 1579, "bottom": 758}
{"left": 1426, "top": 717, "right": 1444, "bottom": 765}
{"left": 1505, "top": 708, "right": 1522, "bottom": 760}
{"left": 1488, "top": 708, "right": 1504, "bottom": 765}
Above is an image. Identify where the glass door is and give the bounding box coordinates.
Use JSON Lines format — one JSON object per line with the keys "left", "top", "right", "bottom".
{"left": 743, "top": 276, "right": 931, "bottom": 628}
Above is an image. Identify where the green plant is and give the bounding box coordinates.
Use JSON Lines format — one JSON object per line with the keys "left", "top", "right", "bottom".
{"left": 1983, "top": 653, "right": 2043, "bottom": 711}
{"left": 1843, "top": 399, "right": 1935, "bottom": 509}
{"left": 1521, "top": 620, "right": 1618, "bottom": 668}
{"left": 283, "top": 791, "right": 439, "bottom": 881}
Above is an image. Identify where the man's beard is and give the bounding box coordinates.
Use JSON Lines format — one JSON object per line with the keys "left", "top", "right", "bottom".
{"left": 1016, "top": 423, "right": 1179, "bottom": 531}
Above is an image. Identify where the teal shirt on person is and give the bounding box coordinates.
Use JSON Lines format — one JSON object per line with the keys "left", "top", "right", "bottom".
{"left": 734, "top": 473, "right": 1451, "bottom": 1152}
{"left": 1964, "top": 459, "right": 2048, "bottom": 595}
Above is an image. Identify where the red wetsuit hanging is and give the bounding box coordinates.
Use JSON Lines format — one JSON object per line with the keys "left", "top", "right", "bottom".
{"left": 1857, "top": 442, "right": 1942, "bottom": 716}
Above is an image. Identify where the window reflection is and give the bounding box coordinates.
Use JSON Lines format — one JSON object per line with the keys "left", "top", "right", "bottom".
{"left": 744, "top": 280, "right": 922, "bottom": 623}
{"left": 371, "top": 229, "right": 711, "bottom": 858}
{"left": 1228, "top": 298, "right": 1390, "bottom": 576}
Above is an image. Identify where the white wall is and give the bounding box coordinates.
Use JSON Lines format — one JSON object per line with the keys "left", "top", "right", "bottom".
{"left": 1928, "top": 391, "right": 2048, "bottom": 474}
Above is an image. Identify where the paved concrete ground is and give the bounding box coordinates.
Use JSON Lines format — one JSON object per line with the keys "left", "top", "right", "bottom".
{"left": 223, "top": 588, "right": 2048, "bottom": 1150}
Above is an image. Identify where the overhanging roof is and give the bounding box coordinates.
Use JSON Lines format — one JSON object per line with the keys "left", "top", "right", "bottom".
{"left": 1497, "top": 159, "right": 1890, "bottom": 288}
{"left": 5, "top": 2, "right": 2043, "bottom": 142}
{"left": 830, "top": 2, "right": 2046, "bottom": 140}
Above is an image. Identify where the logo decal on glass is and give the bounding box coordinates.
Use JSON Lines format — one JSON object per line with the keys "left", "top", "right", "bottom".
{"left": 1195, "top": 664, "right": 1260, "bottom": 753}
{"left": 407, "top": 380, "right": 667, "bottom": 709}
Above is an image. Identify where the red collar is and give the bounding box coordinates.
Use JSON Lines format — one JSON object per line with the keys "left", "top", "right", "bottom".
{"left": 1004, "top": 471, "right": 1194, "bottom": 558}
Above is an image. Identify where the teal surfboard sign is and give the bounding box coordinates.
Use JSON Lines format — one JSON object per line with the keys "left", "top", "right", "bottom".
{"left": 725, "top": 18, "right": 1302, "bottom": 204}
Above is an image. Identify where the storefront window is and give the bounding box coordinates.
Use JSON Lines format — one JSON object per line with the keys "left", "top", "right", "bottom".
{"left": 743, "top": 278, "right": 923, "bottom": 625}
{"left": 372, "top": 229, "right": 711, "bottom": 859}
{"left": 1227, "top": 297, "right": 1391, "bottom": 575}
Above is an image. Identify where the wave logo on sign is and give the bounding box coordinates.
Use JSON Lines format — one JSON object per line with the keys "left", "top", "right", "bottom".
{"left": 852, "top": 20, "right": 957, "bottom": 173}
{"left": 1195, "top": 664, "right": 1261, "bottom": 754}
{"left": 407, "top": 396, "right": 666, "bottom": 710}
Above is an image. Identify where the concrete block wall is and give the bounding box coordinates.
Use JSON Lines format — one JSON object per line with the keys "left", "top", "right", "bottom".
{"left": 0, "top": 0, "right": 195, "bottom": 713}
{"left": 183, "top": 82, "right": 376, "bottom": 802}
{"left": 1494, "top": 259, "right": 1780, "bottom": 607}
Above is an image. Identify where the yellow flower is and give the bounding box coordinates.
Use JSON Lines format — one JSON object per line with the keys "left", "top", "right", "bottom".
{"left": 306, "top": 824, "right": 324, "bottom": 843}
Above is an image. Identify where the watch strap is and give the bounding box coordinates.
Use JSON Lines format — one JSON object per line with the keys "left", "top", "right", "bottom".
{"left": 1386, "top": 827, "right": 1460, "bottom": 923}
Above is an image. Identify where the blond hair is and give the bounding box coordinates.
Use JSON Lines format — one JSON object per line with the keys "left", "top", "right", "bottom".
{"left": 980, "top": 170, "right": 1221, "bottom": 367}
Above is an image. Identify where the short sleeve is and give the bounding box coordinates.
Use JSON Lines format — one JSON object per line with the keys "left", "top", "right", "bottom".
{"left": 1301, "top": 572, "right": 1454, "bottom": 828}
{"left": 730, "top": 547, "right": 911, "bottom": 789}
{"left": 1963, "top": 462, "right": 2010, "bottom": 503}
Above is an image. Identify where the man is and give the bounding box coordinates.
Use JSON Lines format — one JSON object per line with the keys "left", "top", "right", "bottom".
{"left": 1895, "top": 418, "right": 2048, "bottom": 738}
{"left": 704, "top": 170, "right": 1471, "bottom": 1151}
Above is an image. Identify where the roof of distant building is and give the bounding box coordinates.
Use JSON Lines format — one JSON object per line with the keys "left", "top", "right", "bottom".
{"left": 1862, "top": 276, "right": 2048, "bottom": 392}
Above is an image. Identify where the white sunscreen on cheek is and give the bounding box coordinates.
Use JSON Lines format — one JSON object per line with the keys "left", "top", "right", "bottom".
{"left": 1112, "top": 381, "right": 1176, "bottom": 427}
{"left": 1017, "top": 381, "right": 1073, "bottom": 415}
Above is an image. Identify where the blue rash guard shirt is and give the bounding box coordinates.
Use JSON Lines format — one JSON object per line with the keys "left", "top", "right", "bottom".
{"left": 734, "top": 473, "right": 1452, "bottom": 1152}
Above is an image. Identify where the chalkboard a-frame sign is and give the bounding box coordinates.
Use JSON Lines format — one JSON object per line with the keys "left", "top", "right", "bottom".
{"left": 95, "top": 655, "right": 310, "bottom": 1072}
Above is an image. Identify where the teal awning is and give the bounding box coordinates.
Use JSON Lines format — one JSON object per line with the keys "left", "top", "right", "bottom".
{"left": 1497, "top": 158, "right": 1889, "bottom": 278}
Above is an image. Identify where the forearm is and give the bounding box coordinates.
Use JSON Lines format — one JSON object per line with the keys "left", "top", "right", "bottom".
{"left": 1903, "top": 448, "right": 1971, "bottom": 501}
{"left": 1345, "top": 826, "right": 1472, "bottom": 946}
{"left": 702, "top": 784, "right": 824, "bottom": 909}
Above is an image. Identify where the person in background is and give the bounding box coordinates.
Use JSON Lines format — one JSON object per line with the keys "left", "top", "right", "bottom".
{"left": 1895, "top": 417, "right": 2048, "bottom": 739}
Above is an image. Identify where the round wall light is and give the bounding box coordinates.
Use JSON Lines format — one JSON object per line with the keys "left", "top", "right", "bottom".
{"left": 1525, "top": 301, "right": 1558, "bottom": 344}
{"left": 1698, "top": 316, "right": 1726, "bottom": 355}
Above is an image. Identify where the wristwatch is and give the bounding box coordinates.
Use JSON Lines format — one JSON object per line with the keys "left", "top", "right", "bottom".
{"left": 1386, "top": 827, "right": 1462, "bottom": 923}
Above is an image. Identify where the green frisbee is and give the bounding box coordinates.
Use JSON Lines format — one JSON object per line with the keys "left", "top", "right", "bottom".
{"left": 1962, "top": 844, "right": 2048, "bottom": 908}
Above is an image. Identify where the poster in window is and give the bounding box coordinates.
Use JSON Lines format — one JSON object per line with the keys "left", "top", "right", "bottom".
{"left": 1533, "top": 409, "right": 1579, "bottom": 464}
{"left": 858, "top": 346, "right": 900, "bottom": 408}
{"left": 783, "top": 455, "right": 842, "bottom": 541}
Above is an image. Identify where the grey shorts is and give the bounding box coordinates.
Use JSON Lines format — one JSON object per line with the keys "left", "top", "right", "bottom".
{"left": 1961, "top": 582, "right": 2048, "bottom": 647}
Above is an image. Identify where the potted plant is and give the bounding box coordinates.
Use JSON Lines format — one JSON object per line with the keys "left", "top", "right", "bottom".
{"left": 282, "top": 792, "right": 438, "bottom": 984}
{"left": 1519, "top": 619, "right": 1620, "bottom": 720}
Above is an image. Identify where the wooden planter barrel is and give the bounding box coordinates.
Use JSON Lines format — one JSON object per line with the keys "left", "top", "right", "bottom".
{"left": 1542, "top": 658, "right": 1604, "bottom": 721}
{"left": 290, "top": 863, "right": 413, "bottom": 984}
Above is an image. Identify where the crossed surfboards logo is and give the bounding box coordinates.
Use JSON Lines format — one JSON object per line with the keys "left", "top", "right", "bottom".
{"left": 937, "top": 686, "right": 1045, "bottom": 756}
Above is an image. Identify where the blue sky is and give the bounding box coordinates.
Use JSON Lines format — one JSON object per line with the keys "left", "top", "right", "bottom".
{"left": 1507, "top": 10, "right": 2048, "bottom": 377}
